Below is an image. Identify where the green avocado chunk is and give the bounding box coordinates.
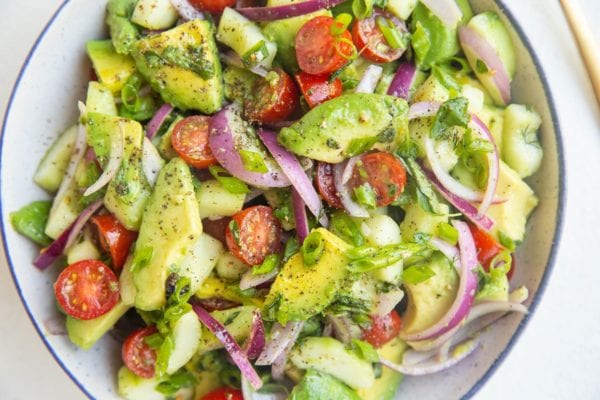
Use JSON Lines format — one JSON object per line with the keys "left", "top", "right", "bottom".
{"left": 289, "top": 369, "right": 361, "bottom": 400}
{"left": 357, "top": 338, "right": 407, "bottom": 400}
{"left": 10, "top": 200, "right": 52, "bottom": 246}
{"left": 278, "top": 94, "right": 409, "bottom": 163}
{"left": 131, "top": 20, "right": 224, "bottom": 113}
{"left": 106, "top": 0, "right": 139, "bottom": 55}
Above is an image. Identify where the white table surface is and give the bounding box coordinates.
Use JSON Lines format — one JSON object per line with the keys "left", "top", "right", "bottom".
{"left": 1, "top": 1, "right": 599, "bottom": 399}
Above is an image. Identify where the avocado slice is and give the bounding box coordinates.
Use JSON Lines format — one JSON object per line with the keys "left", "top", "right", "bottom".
{"left": 263, "top": 228, "right": 351, "bottom": 324}
{"left": 289, "top": 369, "right": 361, "bottom": 400}
{"left": 357, "top": 338, "right": 408, "bottom": 400}
{"left": 131, "top": 20, "right": 224, "bottom": 114}
{"left": 86, "top": 40, "right": 136, "bottom": 93}
{"left": 278, "top": 94, "right": 409, "bottom": 163}
{"left": 132, "top": 158, "right": 203, "bottom": 311}
{"left": 66, "top": 301, "right": 130, "bottom": 350}
{"left": 106, "top": 0, "right": 139, "bottom": 55}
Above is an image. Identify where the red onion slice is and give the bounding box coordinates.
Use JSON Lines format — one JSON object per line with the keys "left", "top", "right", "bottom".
{"left": 459, "top": 26, "right": 511, "bottom": 105}
{"left": 237, "top": 0, "right": 347, "bottom": 21}
{"left": 256, "top": 321, "right": 304, "bottom": 366}
{"left": 419, "top": 0, "right": 463, "bottom": 28}
{"left": 355, "top": 65, "right": 383, "bottom": 94}
{"left": 388, "top": 62, "right": 418, "bottom": 100}
{"left": 193, "top": 304, "right": 263, "bottom": 390}
{"left": 333, "top": 158, "right": 369, "bottom": 218}
{"left": 84, "top": 123, "right": 124, "bottom": 197}
{"left": 239, "top": 267, "right": 279, "bottom": 291}
{"left": 270, "top": 321, "right": 304, "bottom": 381}
{"left": 243, "top": 310, "right": 266, "bottom": 360}
{"left": 400, "top": 220, "right": 479, "bottom": 342}
{"left": 145, "top": 103, "right": 173, "bottom": 140}
{"left": 258, "top": 129, "right": 327, "bottom": 226}
{"left": 291, "top": 188, "right": 309, "bottom": 243}
{"left": 63, "top": 199, "right": 104, "bottom": 251}
{"left": 141, "top": 137, "right": 164, "bottom": 186}
{"left": 471, "top": 115, "right": 500, "bottom": 215}
{"left": 170, "top": 0, "right": 204, "bottom": 21}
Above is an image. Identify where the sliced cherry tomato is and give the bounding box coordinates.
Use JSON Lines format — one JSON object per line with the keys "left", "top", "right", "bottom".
{"left": 188, "top": 0, "right": 236, "bottom": 13}
{"left": 244, "top": 68, "right": 299, "bottom": 123}
{"left": 122, "top": 326, "right": 158, "bottom": 379}
{"left": 54, "top": 260, "right": 119, "bottom": 320}
{"left": 352, "top": 9, "right": 407, "bottom": 63}
{"left": 225, "top": 205, "right": 282, "bottom": 266}
{"left": 202, "top": 387, "right": 243, "bottom": 400}
{"left": 362, "top": 310, "right": 402, "bottom": 348}
{"left": 315, "top": 162, "right": 343, "bottom": 209}
{"left": 467, "top": 223, "right": 515, "bottom": 279}
{"left": 296, "top": 16, "right": 355, "bottom": 75}
{"left": 295, "top": 72, "right": 343, "bottom": 108}
{"left": 171, "top": 115, "right": 217, "bottom": 169}
{"left": 90, "top": 214, "right": 138, "bottom": 271}
{"left": 349, "top": 152, "right": 407, "bottom": 208}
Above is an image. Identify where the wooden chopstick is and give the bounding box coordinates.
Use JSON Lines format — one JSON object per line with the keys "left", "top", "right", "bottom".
{"left": 559, "top": 0, "right": 600, "bottom": 105}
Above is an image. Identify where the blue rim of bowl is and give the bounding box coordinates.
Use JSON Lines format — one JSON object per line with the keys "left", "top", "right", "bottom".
{"left": 0, "top": 1, "right": 565, "bottom": 399}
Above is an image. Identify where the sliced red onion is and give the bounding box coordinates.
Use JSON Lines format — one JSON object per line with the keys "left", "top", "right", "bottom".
{"left": 459, "top": 26, "right": 511, "bottom": 105}
{"left": 43, "top": 317, "right": 67, "bottom": 336}
{"left": 243, "top": 310, "right": 266, "bottom": 360}
{"left": 333, "top": 158, "right": 369, "bottom": 218}
{"left": 258, "top": 129, "right": 328, "bottom": 226}
{"left": 256, "top": 321, "right": 304, "bottom": 366}
{"left": 291, "top": 188, "right": 309, "bottom": 243}
{"left": 471, "top": 115, "right": 500, "bottom": 215}
{"left": 237, "top": 0, "right": 347, "bottom": 21}
{"left": 429, "top": 237, "right": 460, "bottom": 267}
{"left": 141, "top": 137, "right": 164, "bottom": 186}
{"left": 419, "top": 0, "right": 463, "bottom": 28}
{"left": 84, "top": 123, "right": 124, "bottom": 197}
{"left": 209, "top": 106, "right": 291, "bottom": 188}
{"left": 170, "top": 0, "right": 204, "bottom": 21}
{"left": 221, "top": 51, "right": 269, "bottom": 78}
{"left": 373, "top": 288, "right": 405, "bottom": 317}
{"left": 355, "top": 65, "right": 383, "bottom": 94}
{"left": 326, "top": 315, "right": 361, "bottom": 344}
{"left": 271, "top": 321, "right": 304, "bottom": 381}
{"left": 239, "top": 267, "right": 279, "bottom": 291}
{"left": 388, "top": 62, "right": 418, "bottom": 100}
{"left": 34, "top": 200, "right": 103, "bottom": 270}
{"left": 381, "top": 338, "right": 480, "bottom": 376}
{"left": 400, "top": 220, "right": 479, "bottom": 341}
{"left": 193, "top": 304, "right": 263, "bottom": 390}
{"left": 145, "top": 103, "right": 173, "bottom": 140}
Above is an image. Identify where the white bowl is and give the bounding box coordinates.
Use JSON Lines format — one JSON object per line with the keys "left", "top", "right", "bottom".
{"left": 0, "top": 1, "right": 564, "bottom": 399}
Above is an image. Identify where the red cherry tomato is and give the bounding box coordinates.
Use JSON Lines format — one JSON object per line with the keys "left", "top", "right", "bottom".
{"left": 172, "top": 116, "right": 217, "bottom": 169}
{"left": 349, "top": 152, "right": 407, "bottom": 208}
{"left": 202, "top": 387, "right": 243, "bottom": 400}
{"left": 295, "top": 72, "right": 343, "bottom": 108}
{"left": 315, "top": 162, "right": 343, "bottom": 209}
{"left": 225, "top": 206, "right": 282, "bottom": 266}
{"left": 362, "top": 310, "right": 402, "bottom": 348}
{"left": 244, "top": 68, "right": 299, "bottom": 124}
{"left": 296, "top": 16, "right": 355, "bottom": 75}
{"left": 122, "top": 326, "right": 158, "bottom": 379}
{"left": 352, "top": 9, "right": 407, "bottom": 63}
{"left": 467, "top": 223, "right": 515, "bottom": 279}
{"left": 90, "top": 214, "right": 138, "bottom": 271}
{"left": 54, "top": 260, "right": 120, "bottom": 320}
{"left": 188, "top": 0, "right": 236, "bottom": 14}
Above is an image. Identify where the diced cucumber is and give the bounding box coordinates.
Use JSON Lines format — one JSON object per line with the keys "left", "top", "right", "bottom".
{"left": 460, "top": 83, "right": 485, "bottom": 114}
{"left": 66, "top": 238, "right": 101, "bottom": 264}
{"left": 86, "top": 81, "right": 117, "bottom": 116}
{"left": 477, "top": 105, "right": 505, "bottom": 156}
{"left": 217, "top": 8, "right": 277, "bottom": 70}
{"left": 413, "top": 75, "right": 450, "bottom": 103}
{"left": 66, "top": 301, "right": 130, "bottom": 350}
{"left": 196, "top": 180, "right": 245, "bottom": 220}
{"left": 361, "top": 215, "right": 403, "bottom": 284}
{"left": 44, "top": 162, "right": 85, "bottom": 239}
{"left": 166, "top": 310, "right": 202, "bottom": 374}
{"left": 120, "top": 257, "right": 137, "bottom": 306}
{"left": 400, "top": 203, "right": 450, "bottom": 242}
{"left": 196, "top": 306, "right": 257, "bottom": 354}
{"left": 215, "top": 252, "right": 249, "bottom": 281}
{"left": 131, "top": 0, "right": 178, "bottom": 30}
{"left": 117, "top": 366, "right": 194, "bottom": 400}
{"left": 502, "top": 104, "right": 543, "bottom": 178}
{"left": 34, "top": 125, "right": 78, "bottom": 192}
{"left": 386, "top": 0, "right": 418, "bottom": 20}
{"left": 408, "top": 117, "right": 459, "bottom": 171}
{"left": 290, "top": 337, "right": 375, "bottom": 389}
{"left": 86, "top": 40, "right": 136, "bottom": 93}
{"left": 179, "top": 233, "right": 224, "bottom": 293}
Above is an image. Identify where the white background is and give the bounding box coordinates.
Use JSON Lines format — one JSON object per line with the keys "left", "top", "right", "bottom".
{"left": 1, "top": 1, "right": 599, "bottom": 399}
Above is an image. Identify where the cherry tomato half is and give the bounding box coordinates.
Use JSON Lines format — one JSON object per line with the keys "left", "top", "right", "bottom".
{"left": 349, "top": 152, "right": 407, "bottom": 208}
{"left": 172, "top": 115, "right": 217, "bottom": 169}
{"left": 244, "top": 68, "right": 299, "bottom": 124}
{"left": 352, "top": 9, "right": 407, "bottom": 63}
{"left": 202, "top": 387, "right": 243, "bottom": 400}
{"left": 188, "top": 0, "right": 236, "bottom": 14}
{"left": 295, "top": 72, "right": 343, "bottom": 108}
{"left": 122, "top": 326, "right": 158, "bottom": 379}
{"left": 91, "top": 214, "right": 138, "bottom": 271}
{"left": 362, "top": 310, "right": 402, "bottom": 348}
{"left": 225, "top": 205, "right": 282, "bottom": 266}
{"left": 468, "top": 223, "right": 515, "bottom": 279}
{"left": 54, "top": 260, "right": 120, "bottom": 320}
{"left": 315, "top": 162, "right": 343, "bottom": 209}
{"left": 296, "top": 16, "right": 355, "bottom": 76}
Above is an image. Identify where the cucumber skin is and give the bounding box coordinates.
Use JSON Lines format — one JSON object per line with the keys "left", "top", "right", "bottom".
{"left": 34, "top": 125, "right": 78, "bottom": 192}
{"left": 502, "top": 104, "right": 543, "bottom": 178}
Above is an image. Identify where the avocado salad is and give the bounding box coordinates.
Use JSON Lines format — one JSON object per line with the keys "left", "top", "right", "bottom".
{"left": 11, "top": 0, "right": 544, "bottom": 399}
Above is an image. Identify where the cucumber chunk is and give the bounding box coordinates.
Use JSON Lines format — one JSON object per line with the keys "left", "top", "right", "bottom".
{"left": 117, "top": 366, "right": 194, "bottom": 400}
{"left": 502, "top": 104, "right": 543, "bottom": 178}
{"left": 196, "top": 180, "right": 246, "bottom": 220}
{"left": 34, "top": 125, "right": 78, "bottom": 192}
{"left": 131, "top": 0, "right": 178, "bottom": 30}
{"left": 66, "top": 238, "right": 101, "bottom": 264}
{"left": 166, "top": 310, "right": 202, "bottom": 374}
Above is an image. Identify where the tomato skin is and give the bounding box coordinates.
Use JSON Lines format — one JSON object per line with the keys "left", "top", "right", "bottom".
{"left": 122, "top": 326, "right": 158, "bottom": 379}
{"left": 315, "top": 162, "right": 343, "bottom": 209}
{"left": 188, "top": 0, "right": 236, "bottom": 13}
{"left": 349, "top": 152, "right": 407, "bottom": 208}
{"left": 244, "top": 68, "right": 299, "bottom": 124}
{"left": 171, "top": 116, "right": 217, "bottom": 169}
{"left": 225, "top": 206, "right": 282, "bottom": 266}
{"left": 54, "top": 260, "right": 120, "bottom": 320}
{"left": 351, "top": 9, "right": 407, "bottom": 63}
{"left": 467, "top": 224, "right": 515, "bottom": 279}
{"left": 295, "top": 72, "right": 343, "bottom": 108}
{"left": 202, "top": 387, "right": 243, "bottom": 400}
{"left": 90, "top": 214, "right": 138, "bottom": 271}
{"left": 362, "top": 310, "right": 402, "bottom": 348}
{"left": 296, "top": 16, "right": 354, "bottom": 75}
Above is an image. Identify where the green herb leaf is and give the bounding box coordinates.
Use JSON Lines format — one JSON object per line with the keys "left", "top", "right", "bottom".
{"left": 352, "top": 0, "right": 374, "bottom": 19}
{"left": 239, "top": 149, "right": 269, "bottom": 173}
{"left": 155, "top": 370, "right": 197, "bottom": 395}
{"left": 330, "top": 212, "right": 365, "bottom": 247}
{"left": 208, "top": 165, "right": 250, "bottom": 194}
{"left": 154, "top": 334, "right": 174, "bottom": 377}
{"left": 404, "top": 157, "right": 446, "bottom": 215}
{"left": 10, "top": 200, "right": 52, "bottom": 246}
{"left": 253, "top": 253, "right": 281, "bottom": 275}
{"left": 302, "top": 230, "right": 325, "bottom": 266}
{"left": 431, "top": 97, "right": 470, "bottom": 140}
{"left": 351, "top": 339, "right": 380, "bottom": 363}
{"left": 283, "top": 237, "right": 300, "bottom": 263}
{"left": 347, "top": 243, "right": 425, "bottom": 273}
{"left": 353, "top": 183, "right": 377, "bottom": 209}
{"left": 402, "top": 264, "right": 436, "bottom": 285}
